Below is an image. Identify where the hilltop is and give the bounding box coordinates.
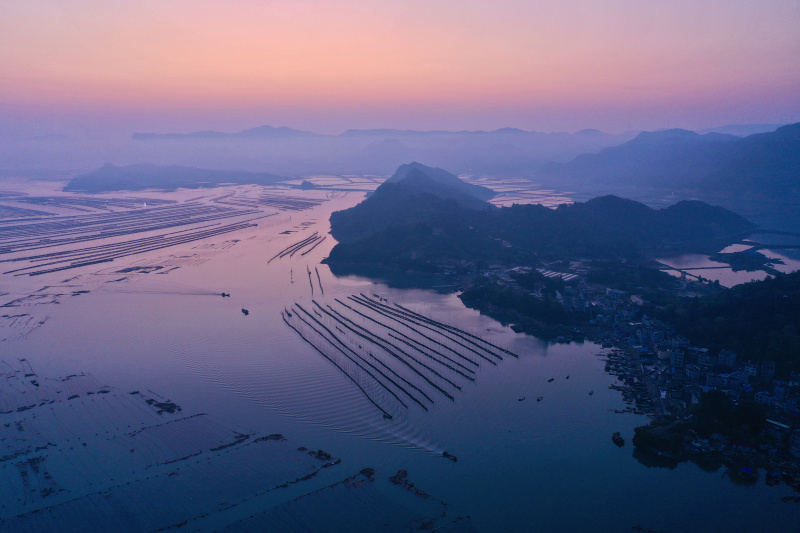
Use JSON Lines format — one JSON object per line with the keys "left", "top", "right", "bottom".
{"left": 329, "top": 162, "right": 495, "bottom": 244}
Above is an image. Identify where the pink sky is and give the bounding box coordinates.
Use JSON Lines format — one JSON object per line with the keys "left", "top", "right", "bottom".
{"left": 1, "top": 0, "right": 798, "bottom": 134}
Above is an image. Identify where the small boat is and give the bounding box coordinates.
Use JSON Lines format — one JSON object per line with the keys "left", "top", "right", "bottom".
{"left": 221, "top": 292, "right": 230, "bottom": 297}
{"left": 565, "top": 375, "right": 570, "bottom": 379}
{"left": 517, "top": 397, "right": 526, "bottom": 402}
{"left": 612, "top": 432, "right": 624, "bottom": 447}
{"left": 589, "top": 391, "right": 594, "bottom": 395}
{"left": 536, "top": 396, "right": 543, "bottom": 402}
{"left": 442, "top": 451, "right": 458, "bottom": 462}
{"left": 547, "top": 378, "right": 554, "bottom": 383}
{"left": 241, "top": 308, "right": 250, "bottom": 316}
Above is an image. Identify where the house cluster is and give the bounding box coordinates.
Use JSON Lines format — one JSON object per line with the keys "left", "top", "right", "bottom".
{"left": 493, "top": 263, "right": 800, "bottom": 460}
{"left": 596, "top": 302, "right": 800, "bottom": 460}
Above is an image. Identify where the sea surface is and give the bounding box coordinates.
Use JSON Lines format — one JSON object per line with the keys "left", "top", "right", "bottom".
{"left": 1, "top": 180, "right": 797, "bottom": 532}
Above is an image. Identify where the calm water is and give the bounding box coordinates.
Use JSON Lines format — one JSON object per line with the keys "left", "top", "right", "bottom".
{"left": 3, "top": 186, "right": 797, "bottom": 532}
{"left": 658, "top": 243, "right": 800, "bottom": 288}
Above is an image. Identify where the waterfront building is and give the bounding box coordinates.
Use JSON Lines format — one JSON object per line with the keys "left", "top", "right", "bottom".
{"left": 685, "top": 364, "right": 701, "bottom": 384}
{"left": 670, "top": 350, "right": 685, "bottom": 370}
{"left": 744, "top": 361, "right": 759, "bottom": 379}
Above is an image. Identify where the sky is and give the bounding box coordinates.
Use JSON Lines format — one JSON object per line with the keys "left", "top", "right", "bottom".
{"left": 1, "top": 0, "right": 799, "bottom": 135}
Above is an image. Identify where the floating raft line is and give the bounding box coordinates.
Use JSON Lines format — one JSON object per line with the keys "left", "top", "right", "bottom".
{"left": 6, "top": 221, "right": 261, "bottom": 276}
{"left": 292, "top": 305, "right": 410, "bottom": 410}
{"left": 332, "top": 298, "right": 477, "bottom": 376}
{"left": 267, "top": 232, "right": 319, "bottom": 263}
{"left": 281, "top": 312, "right": 393, "bottom": 419}
{"left": 392, "top": 300, "right": 518, "bottom": 358}
{"left": 306, "top": 266, "right": 314, "bottom": 297}
{"left": 312, "top": 302, "right": 433, "bottom": 409}
{"left": 300, "top": 236, "right": 326, "bottom": 256}
{"left": 358, "top": 293, "right": 513, "bottom": 360}
{"left": 347, "top": 295, "right": 497, "bottom": 366}
{"left": 291, "top": 304, "right": 419, "bottom": 410}
{"left": 314, "top": 266, "right": 324, "bottom": 296}
{"left": 315, "top": 303, "right": 439, "bottom": 404}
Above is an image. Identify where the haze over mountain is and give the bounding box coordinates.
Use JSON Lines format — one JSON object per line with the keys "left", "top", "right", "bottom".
{"left": 698, "top": 123, "right": 784, "bottom": 137}
{"left": 64, "top": 163, "right": 284, "bottom": 192}
{"left": 132, "top": 125, "right": 316, "bottom": 141}
{"left": 2, "top": 124, "right": 642, "bottom": 179}
{"left": 542, "top": 123, "right": 800, "bottom": 199}
{"left": 124, "top": 125, "right": 639, "bottom": 177}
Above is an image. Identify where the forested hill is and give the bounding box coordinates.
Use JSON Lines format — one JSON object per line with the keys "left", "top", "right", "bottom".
{"left": 542, "top": 123, "right": 800, "bottom": 199}
{"left": 329, "top": 162, "right": 496, "bottom": 244}
{"left": 650, "top": 271, "right": 800, "bottom": 375}
{"left": 326, "top": 164, "right": 756, "bottom": 271}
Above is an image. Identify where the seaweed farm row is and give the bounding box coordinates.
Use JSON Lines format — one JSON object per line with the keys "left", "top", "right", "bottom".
{"left": 282, "top": 294, "right": 518, "bottom": 419}
{"left": 0, "top": 358, "right": 476, "bottom": 532}
{"left": 0, "top": 360, "right": 344, "bottom": 532}
{"left": 0, "top": 191, "right": 174, "bottom": 216}
{"left": 212, "top": 191, "right": 325, "bottom": 211}
{"left": 0, "top": 195, "right": 288, "bottom": 275}
{"left": 268, "top": 232, "right": 327, "bottom": 263}
{"left": 221, "top": 468, "right": 475, "bottom": 532}
{"left": 2, "top": 218, "right": 268, "bottom": 276}
{"left": 0, "top": 313, "right": 49, "bottom": 342}
{"left": 0, "top": 204, "right": 56, "bottom": 219}
{"left": 0, "top": 203, "right": 260, "bottom": 253}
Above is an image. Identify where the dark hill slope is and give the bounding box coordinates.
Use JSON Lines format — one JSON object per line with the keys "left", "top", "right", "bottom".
{"left": 544, "top": 123, "right": 800, "bottom": 197}
{"left": 330, "top": 163, "right": 495, "bottom": 243}
{"left": 326, "top": 165, "right": 756, "bottom": 272}
{"left": 705, "top": 123, "right": 800, "bottom": 198}
{"left": 386, "top": 162, "right": 495, "bottom": 201}
{"left": 543, "top": 129, "right": 739, "bottom": 188}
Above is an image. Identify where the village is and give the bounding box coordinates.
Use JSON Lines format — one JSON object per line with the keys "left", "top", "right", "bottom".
{"left": 453, "top": 259, "right": 800, "bottom": 493}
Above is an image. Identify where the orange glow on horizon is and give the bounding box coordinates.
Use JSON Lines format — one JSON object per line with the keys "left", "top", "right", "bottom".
{"left": 1, "top": 1, "right": 798, "bottom": 131}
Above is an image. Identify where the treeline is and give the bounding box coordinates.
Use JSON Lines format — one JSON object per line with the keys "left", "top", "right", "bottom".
{"left": 459, "top": 272, "right": 570, "bottom": 337}
{"left": 586, "top": 261, "right": 680, "bottom": 305}
{"left": 633, "top": 390, "right": 767, "bottom": 456}
{"left": 327, "top": 192, "right": 755, "bottom": 273}
{"left": 649, "top": 271, "right": 800, "bottom": 375}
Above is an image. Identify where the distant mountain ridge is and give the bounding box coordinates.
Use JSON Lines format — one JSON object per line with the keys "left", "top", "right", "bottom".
{"left": 126, "top": 125, "right": 639, "bottom": 177}
{"left": 698, "top": 124, "right": 784, "bottom": 136}
{"left": 132, "top": 125, "right": 316, "bottom": 140}
{"left": 64, "top": 163, "right": 284, "bottom": 192}
{"left": 134, "top": 125, "right": 621, "bottom": 140}
{"left": 543, "top": 123, "right": 800, "bottom": 198}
